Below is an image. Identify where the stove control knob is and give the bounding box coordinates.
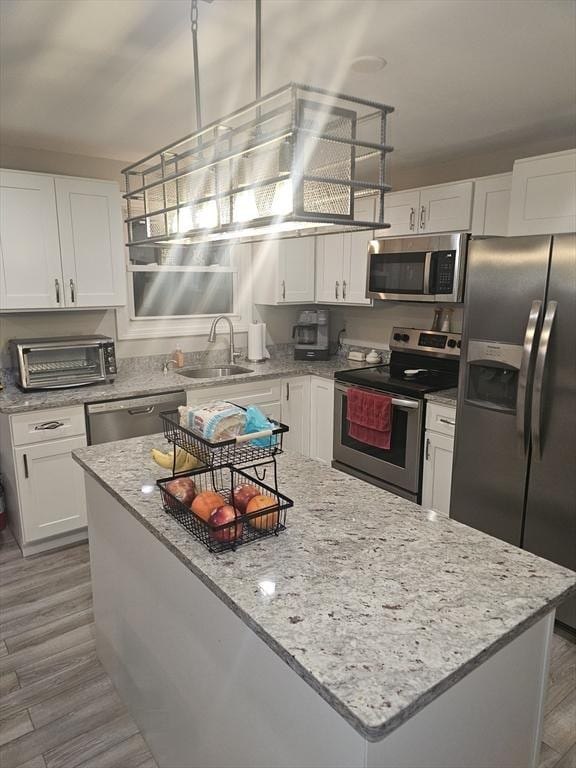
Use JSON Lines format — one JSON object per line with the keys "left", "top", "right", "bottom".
{"left": 447, "top": 339, "right": 457, "bottom": 348}
{"left": 393, "top": 333, "right": 402, "bottom": 341}
{"left": 401, "top": 333, "right": 410, "bottom": 342}
{"left": 456, "top": 340, "right": 461, "bottom": 349}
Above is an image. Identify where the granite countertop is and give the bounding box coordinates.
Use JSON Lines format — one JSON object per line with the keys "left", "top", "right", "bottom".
{"left": 73, "top": 435, "right": 576, "bottom": 742}
{"left": 0, "top": 357, "right": 359, "bottom": 415}
{"left": 425, "top": 388, "right": 459, "bottom": 406}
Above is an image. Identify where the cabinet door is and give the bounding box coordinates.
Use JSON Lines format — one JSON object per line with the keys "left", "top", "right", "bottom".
{"left": 421, "top": 431, "right": 454, "bottom": 515}
{"left": 0, "top": 170, "right": 63, "bottom": 310}
{"left": 55, "top": 177, "right": 126, "bottom": 307}
{"left": 309, "top": 377, "right": 334, "bottom": 464}
{"left": 315, "top": 233, "right": 345, "bottom": 303}
{"left": 374, "top": 190, "right": 419, "bottom": 237}
{"left": 508, "top": 151, "right": 576, "bottom": 235}
{"left": 278, "top": 238, "right": 315, "bottom": 303}
{"left": 342, "top": 197, "right": 373, "bottom": 305}
{"left": 419, "top": 181, "right": 473, "bottom": 234}
{"left": 471, "top": 174, "right": 512, "bottom": 236}
{"left": 282, "top": 377, "right": 310, "bottom": 456}
{"left": 15, "top": 436, "right": 88, "bottom": 543}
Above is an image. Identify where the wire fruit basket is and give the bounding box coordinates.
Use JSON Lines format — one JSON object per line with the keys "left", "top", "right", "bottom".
{"left": 157, "top": 464, "right": 293, "bottom": 553}
{"left": 160, "top": 409, "right": 288, "bottom": 469}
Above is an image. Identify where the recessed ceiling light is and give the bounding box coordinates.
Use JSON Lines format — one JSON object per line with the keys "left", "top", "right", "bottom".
{"left": 351, "top": 55, "right": 387, "bottom": 74}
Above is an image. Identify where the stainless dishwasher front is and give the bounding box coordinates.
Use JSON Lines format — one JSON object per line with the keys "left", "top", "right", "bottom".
{"left": 86, "top": 391, "right": 186, "bottom": 444}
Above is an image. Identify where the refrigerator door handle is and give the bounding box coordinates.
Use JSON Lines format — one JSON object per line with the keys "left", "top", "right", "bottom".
{"left": 531, "top": 300, "right": 557, "bottom": 461}
{"left": 516, "top": 300, "right": 542, "bottom": 455}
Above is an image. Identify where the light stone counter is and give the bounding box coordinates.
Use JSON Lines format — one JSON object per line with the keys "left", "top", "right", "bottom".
{"left": 73, "top": 434, "right": 576, "bottom": 757}
{"left": 425, "top": 388, "right": 459, "bottom": 406}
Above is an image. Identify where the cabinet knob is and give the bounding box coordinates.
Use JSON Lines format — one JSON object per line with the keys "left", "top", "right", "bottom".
{"left": 409, "top": 207, "right": 416, "bottom": 231}
{"left": 281, "top": 280, "right": 286, "bottom": 300}
{"left": 54, "top": 278, "right": 61, "bottom": 305}
{"left": 335, "top": 281, "right": 339, "bottom": 300}
{"left": 69, "top": 279, "right": 76, "bottom": 303}
{"left": 420, "top": 205, "right": 426, "bottom": 230}
{"left": 342, "top": 280, "right": 347, "bottom": 300}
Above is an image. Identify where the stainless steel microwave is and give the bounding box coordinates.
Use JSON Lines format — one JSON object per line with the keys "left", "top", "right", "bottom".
{"left": 10, "top": 335, "right": 117, "bottom": 390}
{"left": 366, "top": 233, "right": 468, "bottom": 302}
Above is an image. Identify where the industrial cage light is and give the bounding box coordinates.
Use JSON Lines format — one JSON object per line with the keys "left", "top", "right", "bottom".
{"left": 122, "top": 1, "right": 394, "bottom": 247}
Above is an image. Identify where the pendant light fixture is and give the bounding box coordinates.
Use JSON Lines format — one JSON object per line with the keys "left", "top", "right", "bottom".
{"left": 122, "top": 0, "right": 394, "bottom": 247}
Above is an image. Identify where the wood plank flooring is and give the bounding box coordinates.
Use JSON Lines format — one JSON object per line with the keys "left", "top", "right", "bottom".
{"left": 1, "top": 526, "right": 574, "bottom": 768}
{"left": 0, "top": 529, "right": 157, "bottom": 768}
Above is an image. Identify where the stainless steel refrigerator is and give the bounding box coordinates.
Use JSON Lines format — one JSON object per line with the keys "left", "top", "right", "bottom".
{"left": 451, "top": 234, "right": 576, "bottom": 631}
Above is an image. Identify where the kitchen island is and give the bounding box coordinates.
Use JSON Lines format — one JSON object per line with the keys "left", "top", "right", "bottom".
{"left": 73, "top": 435, "right": 576, "bottom": 768}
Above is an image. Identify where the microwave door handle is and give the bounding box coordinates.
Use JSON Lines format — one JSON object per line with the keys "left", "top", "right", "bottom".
{"left": 423, "top": 252, "right": 433, "bottom": 294}
{"left": 531, "top": 301, "right": 557, "bottom": 461}
{"left": 516, "top": 299, "right": 542, "bottom": 456}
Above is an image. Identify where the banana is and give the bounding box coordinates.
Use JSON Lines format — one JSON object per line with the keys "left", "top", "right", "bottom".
{"left": 151, "top": 446, "right": 202, "bottom": 471}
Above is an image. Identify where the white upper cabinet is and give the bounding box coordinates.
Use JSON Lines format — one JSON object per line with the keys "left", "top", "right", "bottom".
{"left": 375, "top": 181, "right": 473, "bottom": 237}
{"left": 375, "top": 189, "right": 420, "bottom": 237}
{"left": 55, "top": 177, "right": 126, "bottom": 307}
{"left": 0, "top": 171, "right": 63, "bottom": 310}
{"left": 315, "top": 196, "right": 373, "bottom": 305}
{"left": 419, "top": 181, "right": 473, "bottom": 234}
{"left": 471, "top": 173, "right": 512, "bottom": 236}
{"left": 508, "top": 150, "right": 576, "bottom": 235}
{"left": 252, "top": 237, "right": 315, "bottom": 305}
{"left": 0, "top": 169, "right": 126, "bottom": 311}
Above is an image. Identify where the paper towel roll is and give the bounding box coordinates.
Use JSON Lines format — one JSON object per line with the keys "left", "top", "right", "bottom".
{"left": 247, "top": 322, "right": 269, "bottom": 362}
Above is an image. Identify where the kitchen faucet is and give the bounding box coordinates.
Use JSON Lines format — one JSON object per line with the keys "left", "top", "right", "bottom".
{"left": 208, "top": 316, "right": 241, "bottom": 365}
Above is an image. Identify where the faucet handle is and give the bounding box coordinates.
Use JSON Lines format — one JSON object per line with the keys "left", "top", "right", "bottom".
{"left": 232, "top": 351, "right": 243, "bottom": 361}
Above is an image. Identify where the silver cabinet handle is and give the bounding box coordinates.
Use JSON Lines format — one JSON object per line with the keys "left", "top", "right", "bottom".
{"left": 23, "top": 453, "right": 29, "bottom": 478}
{"left": 127, "top": 406, "right": 154, "bottom": 415}
{"left": 281, "top": 280, "right": 286, "bottom": 300}
{"left": 335, "top": 281, "right": 339, "bottom": 300}
{"left": 69, "top": 279, "right": 76, "bottom": 303}
{"left": 409, "top": 207, "right": 416, "bottom": 231}
{"left": 425, "top": 438, "right": 431, "bottom": 460}
{"left": 342, "top": 280, "right": 347, "bottom": 300}
{"left": 55, "top": 278, "right": 61, "bottom": 304}
{"left": 419, "top": 205, "right": 426, "bottom": 230}
{"left": 531, "top": 300, "right": 557, "bottom": 461}
{"left": 438, "top": 418, "right": 455, "bottom": 426}
{"left": 286, "top": 381, "right": 290, "bottom": 401}
{"left": 516, "top": 300, "right": 542, "bottom": 455}
{"left": 34, "top": 421, "right": 64, "bottom": 430}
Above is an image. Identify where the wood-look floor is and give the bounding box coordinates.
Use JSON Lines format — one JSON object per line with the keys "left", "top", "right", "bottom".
{"left": 1, "top": 526, "right": 575, "bottom": 768}
{"left": 0, "top": 528, "right": 157, "bottom": 768}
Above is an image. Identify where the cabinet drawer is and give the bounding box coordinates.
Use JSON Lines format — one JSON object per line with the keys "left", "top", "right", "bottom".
{"left": 426, "top": 403, "right": 457, "bottom": 436}
{"left": 11, "top": 406, "right": 87, "bottom": 446}
{"left": 186, "top": 380, "right": 282, "bottom": 407}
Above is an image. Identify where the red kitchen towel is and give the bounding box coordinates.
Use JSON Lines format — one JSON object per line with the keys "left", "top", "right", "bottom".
{"left": 346, "top": 387, "right": 393, "bottom": 450}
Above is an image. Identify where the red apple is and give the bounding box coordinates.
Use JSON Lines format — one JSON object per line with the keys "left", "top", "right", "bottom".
{"left": 209, "top": 504, "right": 244, "bottom": 543}
{"left": 165, "top": 477, "right": 197, "bottom": 506}
{"left": 231, "top": 483, "right": 260, "bottom": 514}
{"left": 191, "top": 491, "right": 226, "bottom": 522}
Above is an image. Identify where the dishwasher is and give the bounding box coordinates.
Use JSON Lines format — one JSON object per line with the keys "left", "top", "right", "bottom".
{"left": 86, "top": 391, "right": 186, "bottom": 445}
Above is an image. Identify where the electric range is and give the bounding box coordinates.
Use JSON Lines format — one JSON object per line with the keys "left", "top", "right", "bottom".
{"left": 333, "top": 326, "right": 461, "bottom": 502}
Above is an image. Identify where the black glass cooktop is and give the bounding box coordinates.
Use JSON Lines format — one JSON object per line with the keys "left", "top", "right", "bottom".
{"left": 335, "top": 362, "right": 459, "bottom": 399}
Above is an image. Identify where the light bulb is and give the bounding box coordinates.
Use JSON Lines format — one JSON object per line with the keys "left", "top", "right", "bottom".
{"left": 233, "top": 189, "right": 259, "bottom": 223}
{"left": 271, "top": 179, "right": 293, "bottom": 216}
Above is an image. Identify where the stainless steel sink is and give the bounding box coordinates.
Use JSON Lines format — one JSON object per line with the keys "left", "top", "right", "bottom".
{"left": 177, "top": 365, "right": 254, "bottom": 379}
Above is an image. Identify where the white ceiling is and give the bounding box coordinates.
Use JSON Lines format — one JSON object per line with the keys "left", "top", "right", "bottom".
{"left": 1, "top": 0, "right": 575, "bottom": 169}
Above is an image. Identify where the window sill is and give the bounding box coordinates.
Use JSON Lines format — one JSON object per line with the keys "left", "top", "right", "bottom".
{"left": 115, "top": 311, "right": 248, "bottom": 340}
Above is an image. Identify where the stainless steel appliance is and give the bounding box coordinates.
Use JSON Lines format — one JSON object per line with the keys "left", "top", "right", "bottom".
{"left": 366, "top": 233, "right": 468, "bottom": 302}
{"left": 86, "top": 391, "right": 187, "bottom": 445}
{"left": 451, "top": 234, "right": 576, "bottom": 632}
{"left": 10, "top": 336, "right": 117, "bottom": 390}
{"left": 292, "top": 310, "right": 330, "bottom": 361}
{"left": 333, "top": 326, "right": 461, "bottom": 501}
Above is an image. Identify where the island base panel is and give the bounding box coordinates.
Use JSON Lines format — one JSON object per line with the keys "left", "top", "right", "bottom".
{"left": 85, "top": 475, "right": 553, "bottom": 768}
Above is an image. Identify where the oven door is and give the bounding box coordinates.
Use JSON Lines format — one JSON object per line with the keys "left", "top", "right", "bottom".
{"left": 19, "top": 343, "right": 107, "bottom": 389}
{"left": 333, "top": 382, "right": 424, "bottom": 498}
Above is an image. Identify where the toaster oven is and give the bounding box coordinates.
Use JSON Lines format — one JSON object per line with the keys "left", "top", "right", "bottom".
{"left": 10, "top": 335, "right": 117, "bottom": 390}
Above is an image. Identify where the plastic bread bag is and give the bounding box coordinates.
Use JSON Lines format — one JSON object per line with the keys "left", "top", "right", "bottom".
{"left": 244, "top": 405, "right": 278, "bottom": 447}
{"left": 178, "top": 402, "right": 246, "bottom": 442}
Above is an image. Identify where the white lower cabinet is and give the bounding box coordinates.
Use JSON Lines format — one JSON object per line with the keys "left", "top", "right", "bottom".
{"left": 421, "top": 403, "right": 457, "bottom": 515}
{"left": 0, "top": 405, "right": 89, "bottom": 555}
{"left": 14, "top": 436, "right": 88, "bottom": 543}
{"left": 309, "top": 377, "right": 334, "bottom": 464}
{"left": 282, "top": 377, "right": 311, "bottom": 456}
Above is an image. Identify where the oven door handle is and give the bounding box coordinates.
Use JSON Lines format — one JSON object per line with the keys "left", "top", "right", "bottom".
{"left": 334, "top": 382, "right": 420, "bottom": 409}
